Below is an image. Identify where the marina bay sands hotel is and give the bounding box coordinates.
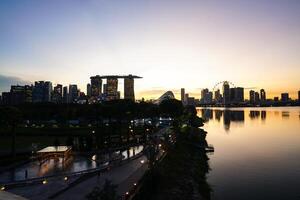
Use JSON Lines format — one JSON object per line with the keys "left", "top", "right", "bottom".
{"left": 90, "top": 75, "right": 142, "bottom": 101}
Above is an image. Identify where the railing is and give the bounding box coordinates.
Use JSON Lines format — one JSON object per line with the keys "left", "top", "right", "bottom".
{"left": 0, "top": 149, "right": 146, "bottom": 189}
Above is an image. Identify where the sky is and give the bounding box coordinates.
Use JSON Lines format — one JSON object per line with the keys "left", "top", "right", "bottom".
{"left": 0, "top": 0, "right": 300, "bottom": 99}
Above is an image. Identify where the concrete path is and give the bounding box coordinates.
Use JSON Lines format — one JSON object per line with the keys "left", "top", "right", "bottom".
{"left": 8, "top": 155, "right": 148, "bottom": 200}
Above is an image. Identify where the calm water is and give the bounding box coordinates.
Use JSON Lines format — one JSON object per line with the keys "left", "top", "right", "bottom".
{"left": 197, "top": 107, "right": 300, "bottom": 200}
{"left": 0, "top": 145, "right": 143, "bottom": 183}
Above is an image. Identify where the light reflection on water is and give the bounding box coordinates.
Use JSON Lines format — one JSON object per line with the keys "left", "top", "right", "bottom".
{"left": 197, "top": 107, "right": 300, "bottom": 200}
{"left": 0, "top": 145, "right": 143, "bottom": 183}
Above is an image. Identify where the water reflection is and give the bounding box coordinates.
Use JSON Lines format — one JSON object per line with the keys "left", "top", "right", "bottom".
{"left": 0, "top": 145, "right": 143, "bottom": 183}
{"left": 197, "top": 107, "right": 294, "bottom": 131}
{"left": 196, "top": 107, "right": 300, "bottom": 200}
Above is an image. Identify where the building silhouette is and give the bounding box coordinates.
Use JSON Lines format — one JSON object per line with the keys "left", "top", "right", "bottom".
{"left": 124, "top": 75, "right": 135, "bottom": 100}
{"left": 33, "top": 81, "right": 52, "bottom": 103}
{"left": 281, "top": 93, "right": 289, "bottom": 102}
{"left": 69, "top": 84, "right": 78, "bottom": 103}
{"left": 86, "top": 83, "right": 91, "bottom": 97}
{"left": 90, "top": 75, "right": 141, "bottom": 101}
{"left": 223, "top": 81, "right": 230, "bottom": 105}
{"left": 214, "top": 89, "right": 221, "bottom": 103}
{"left": 6, "top": 85, "right": 33, "bottom": 105}
{"left": 181, "top": 88, "right": 185, "bottom": 103}
{"left": 298, "top": 90, "right": 300, "bottom": 102}
{"left": 52, "top": 84, "right": 63, "bottom": 103}
{"left": 254, "top": 92, "right": 260, "bottom": 103}
{"left": 249, "top": 90, "right": 255, "bottom": 104}
{"left": 106, "top": 77, "right": 118, "bottom": 100}
{"left": 90, "top": 76, "right": 102, "bottom": 97}
{"left": 260, "top": 89, "right": 266, "bottom": 101}
{"left": 63, "top": 86, "right": 68, "bottom": 103}
{"left": 201, "top": 88, "right": 212, "bottom": 104}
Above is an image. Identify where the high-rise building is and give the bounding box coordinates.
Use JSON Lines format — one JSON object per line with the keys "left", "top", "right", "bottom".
{"left": 260, "top": 89, "right": 266, "bottom": 102}
{"left": 201, "top": 89, "right": 209, "bottom": 101}
{"left": 281, "top": 93, "right": 289, "bottom": 102}
{"left": 52, "top": 84, "right": 63, "bottom": 103}
{"left": 10, "top": 85, "right": 25, "bottom": 105}
{"left": 254, "top": 92, "right": 260, "bottom": 103}
{"left": 24, "top": 85, "right": 33, "bottom": 103}
{"left": 63, "top": 86, "right": 68, "bottom": 103}
{"left": 124, "top": 75, "right": 135, "bottom": 100}
{"left": 184, "top": 93, "right": 189, "bottom": 104}
{"left": 181, "top": 88, "right": 185, "bottom": 102}
{"left": 106, "top": 78, "right": 118, "bottom": 100}
{"left": 235, "top": 87, "right": 244, "bottom": 103}
{"left": 298, "top": 90, "right": 300, "bottom": 102}
{"left": 223, "top": 81, "right": 230, "bottom": 105}
{"left": 86, "top": 83, "right": 91, "bottom": 97}
{"left": 69, "top": 84, "right": 78, "bottom": 103}
{"left": 200, "top": 89, "right": 212, "bottom": 104}
{"left": 90, "top": 76, "right": 102, "bottom": 97}
{"left": 1, "top": 92, "right": 11, "bottom": 105}
{"left": 230, "top": 88, "right": 235, "bottom": 103}
{"left": 249, "top": 90, "right": 255, "bottom": 104}
{"left": 214, "top": 89, "right": 221, "bottom": 103}
{"left": 32, "top": 81, "right": 52, "bottom": 103}
{"left": 230, "top": 87, "right": 244, "bottom": 103}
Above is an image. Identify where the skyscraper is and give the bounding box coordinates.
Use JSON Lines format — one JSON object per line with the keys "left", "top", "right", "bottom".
{"left": 90, "top": 76, "right": 102, "bottom": 97}
{"left": 281, "top": 93, "right": 289, "bottom": 102}
{"left": 106, "top": 78, "right": 118, "bottom": 100}
{"left": 214, "top": 89, "right": 221, "bottom": 103}
{"left": 260, "top": 89, "right": 266, "bottom": 101}
{"left": 249, "top": 90, "right": 255, "bottom": 104}
{"left": 10, "top": 85, "right": 26, "bottom": 105}
{"left": 124, "top": 75, "right": 135, "bottom": 100}
{"left": 52, "top": 84, "right": 63, "bottom": 103}
{"left": 181, "top": 88, "right": 185, "bottom": 102}
{"left": 32, "top": 81, "right": 52, "bottom": 103}
{"left": 24, "top": 85, "right": 33, "bottom": 103}
{"left": 63, "top": 86, "right": 68, "bottom": 103}
{"left": 254, "top": 92, "right": 260, "bottom": 103}
{"left": 86, "top": 83, "right": 91, "bottom": 97}
{"left": 230, "top": 88, "right": 236, "bottom": 103}
{"left": 223, "top": 81, "right": 230, "bottom": 105}
{"left": 235, "top": 87, "right": 244, "bottom": 103}
{"left": 69, "top": 84, "right": 78, "bottom": 103}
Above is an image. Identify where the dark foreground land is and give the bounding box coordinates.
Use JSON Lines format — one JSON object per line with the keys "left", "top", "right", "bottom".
{"left": 133, "top": 108, "right": 211, "bottom": 200}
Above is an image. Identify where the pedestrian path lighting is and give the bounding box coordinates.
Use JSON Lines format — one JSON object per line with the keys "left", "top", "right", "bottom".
{"left": 133, "top": 183, "right": 137, "bottom": 186}
{"left": 42, "top": 179, "right": 48, "bottom": 184}
{"left": 140, "top": 159, "right": 145, "bottom": 164}
{"left": 64, "top": 176, "right": 68, "bottom": 181}
{"left": 1, "top": 186, "right": 5, "bottom": 191}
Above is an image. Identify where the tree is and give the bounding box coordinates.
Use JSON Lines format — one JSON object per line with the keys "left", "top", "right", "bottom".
{"left": 0, "top": 106, "right": 23, "bottom": 158}
{"left": 159, "top": 99, "right": 183, "bottom": 118}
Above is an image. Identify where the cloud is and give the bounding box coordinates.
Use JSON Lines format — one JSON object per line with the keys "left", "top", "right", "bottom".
{"left": 0, "top": 74, "right": 30, "bottom": 93}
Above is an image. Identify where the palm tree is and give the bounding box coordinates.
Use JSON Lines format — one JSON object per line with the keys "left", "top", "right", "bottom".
{"left": 0, "top": 106, "right": 23, "bottom": 159}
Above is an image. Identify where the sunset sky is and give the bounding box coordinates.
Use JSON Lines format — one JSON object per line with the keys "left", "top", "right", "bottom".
{"left": 0, "top": 0, "right": 300, "bottom": 99}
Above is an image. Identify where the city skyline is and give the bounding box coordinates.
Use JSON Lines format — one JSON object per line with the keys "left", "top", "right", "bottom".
{"left": 1, "top": 0, "right": 300, "bottom": 99}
